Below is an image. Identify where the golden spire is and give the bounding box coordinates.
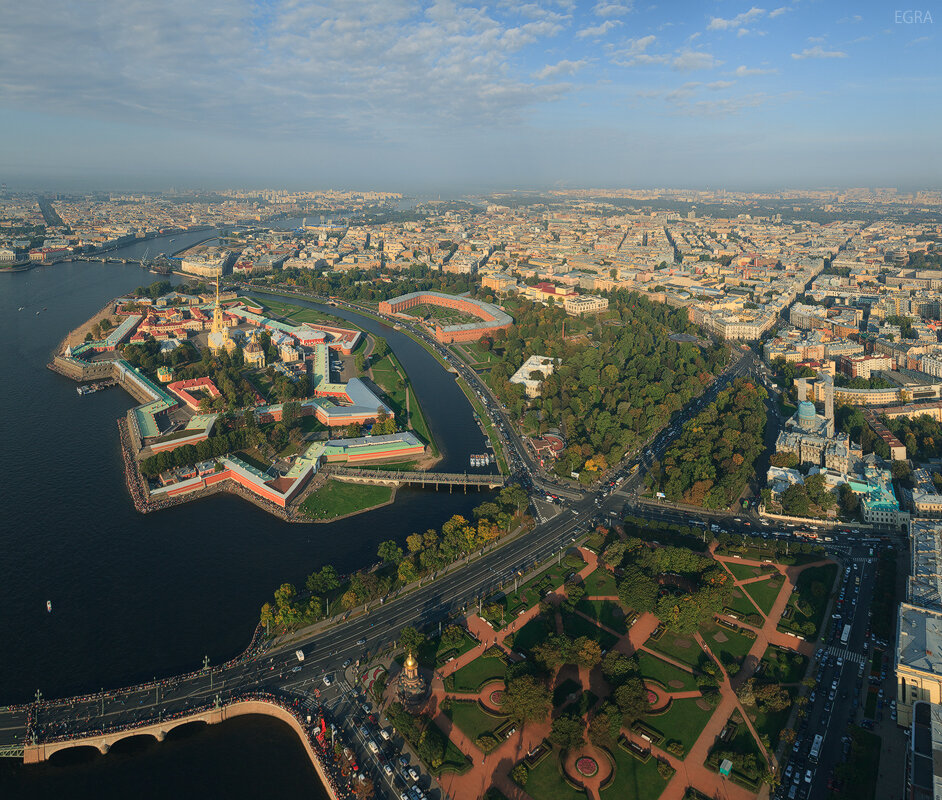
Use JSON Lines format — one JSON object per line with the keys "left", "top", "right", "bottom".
{"left": 404, "top": 651, "right": 417, "bottom": 670}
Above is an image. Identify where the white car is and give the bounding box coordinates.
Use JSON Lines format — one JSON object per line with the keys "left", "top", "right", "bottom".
{"left": 379, "top": 728, "right": 391, "bottom": 741}
{"left": 384, "top": 764, "right": 393, "bottom": 777}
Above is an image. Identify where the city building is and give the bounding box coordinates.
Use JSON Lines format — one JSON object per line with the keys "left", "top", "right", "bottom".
{"left": 379, "top": 291, "right": 513, "bottom": 343}
{"left": 509, "top": 355, "right": 560, "bottom": 398}
{"left": 563, "top": 294, "right": 609, "bottom": 316}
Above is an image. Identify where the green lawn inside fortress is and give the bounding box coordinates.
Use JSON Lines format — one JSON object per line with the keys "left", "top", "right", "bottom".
{"left": 299, "top": 480, "right": 393, "bottom": 519}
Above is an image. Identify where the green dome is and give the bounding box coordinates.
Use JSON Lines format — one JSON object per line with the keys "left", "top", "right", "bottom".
{"left": 797, "top": 401, "right": 816, "bottom": 420}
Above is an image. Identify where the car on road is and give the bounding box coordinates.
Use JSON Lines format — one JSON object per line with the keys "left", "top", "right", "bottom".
{"left": 291, "top": 666, "right": 302, "bottom": 673}
{"left": 323, "top": 674, "right": 334, "bottom": 686}
{"left": 356, "top": 638, "right": 367, "bottom": 645}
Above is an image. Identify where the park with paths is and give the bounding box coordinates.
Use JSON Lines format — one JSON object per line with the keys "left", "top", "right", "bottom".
{"left": 370, "top": 528, "right": 833, "bottom": 800}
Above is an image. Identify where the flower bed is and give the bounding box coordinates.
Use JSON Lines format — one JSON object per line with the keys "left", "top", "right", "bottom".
{"left": 576, "top": 756, "right": 599, "bottom": 777}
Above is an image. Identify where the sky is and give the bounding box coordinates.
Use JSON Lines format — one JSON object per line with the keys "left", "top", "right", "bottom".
{"left": 0, "top": 0, "right": 939, "bottom": 192}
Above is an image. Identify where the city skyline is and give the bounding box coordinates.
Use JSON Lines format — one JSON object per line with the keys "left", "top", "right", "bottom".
{"left": 0, "top": 0, "right": 939, "bottom": 191}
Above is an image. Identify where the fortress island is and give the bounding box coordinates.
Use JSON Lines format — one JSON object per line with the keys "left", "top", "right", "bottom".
{"left": 48, "top": 279, "right": 484, "bottom": 521}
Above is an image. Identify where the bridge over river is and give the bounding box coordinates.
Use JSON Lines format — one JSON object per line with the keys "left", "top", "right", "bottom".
{"left": 0, "top": 486, "right": 597, "bottom": 795}
{"left": 325, "top": 465, "right": 505, "bottom": 491}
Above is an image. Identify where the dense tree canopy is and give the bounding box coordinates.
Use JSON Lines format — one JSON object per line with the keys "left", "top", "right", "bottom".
{"left": 648, "top": 378, "right": 767, "bottom": 509}
{"left": 479, "top": 292, "right": 727, "bottom": 477}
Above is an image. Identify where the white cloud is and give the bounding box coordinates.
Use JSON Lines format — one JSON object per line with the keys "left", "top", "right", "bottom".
{"left": 791, "top": 46, "right": 848, "bottom": 59}
{"left": 672, "top": 50, "right": 721, "bottom": 71}
{"left": 769, "top": 6, "right": 788, "bottom": 17}
{"left": 0, "top": 0, "right": 575, "bottom": 137}
{"left": 837, "top": 15, "right": 863, "bottom": 23}
{"left": 707, "top": 7, "right": 766, "bottom": 31}
{"left": 734, "top": 64, "right": 778, "bottom": 76}
{"left": 806, "top": 35, "right": 826, "bottom": 43}
{"left": 576, "top": 19, "right": 622, "bottom": 37}
{"left": 706, "top": 80, "right": 735, "bottom": 89}
{"left": 610, "top": 35, "right": 667, "bottom": 66}
{"left": 593, "top": 1, "right": 632, "bottom": 17}
{"left": 906, "top": 36, "right": 931, "bottom": 47}
{"left": 533, "top": 59, "right": 587, "bottom": 79}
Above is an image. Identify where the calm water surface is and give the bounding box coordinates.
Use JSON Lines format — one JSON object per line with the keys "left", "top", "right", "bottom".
{"left": 0, "top": 229, "right": 490, "bottom": 796}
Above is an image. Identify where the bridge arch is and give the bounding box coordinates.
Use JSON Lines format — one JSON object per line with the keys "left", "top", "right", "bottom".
{"left": 22, "top": 700, "right": 339, "bottom": 799}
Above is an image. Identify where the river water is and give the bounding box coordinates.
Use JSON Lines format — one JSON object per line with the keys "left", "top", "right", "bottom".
{"left": 0, "top": 228, "right": 492, "bottom": 796}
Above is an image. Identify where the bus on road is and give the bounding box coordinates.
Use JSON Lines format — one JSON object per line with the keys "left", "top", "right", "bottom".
{"left": 809, "top": 733, "right": 824, "bottom": 763}
{"left": 841, "top": 624, "right": 852, "bottom": 645}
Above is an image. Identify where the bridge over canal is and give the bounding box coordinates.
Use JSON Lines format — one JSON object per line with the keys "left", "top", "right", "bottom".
{"left": 325, "top": 466, "right": 505, "bottom": 491}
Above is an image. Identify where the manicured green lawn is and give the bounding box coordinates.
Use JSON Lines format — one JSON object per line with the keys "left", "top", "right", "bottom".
{"left": 584, "top": 567, "right": 618, "bottom": 597}
{"left": 370, "top": 355, "right": 407, "bottom": 416}
{"left": 600, "top": 745, "right": 669, "bottom": 800}
{"left": 510, "top": 615, "right": 552, "bottom": 655}
{"left": 575, "top": 599, "right": 629, "bottom": 634}
{"left": 406, "top": 386, "right": 436, "bottom": 452}
{"left": 524, "top": 752, "right": 588, "bottom": 800}
{"left": 701, "top": 621, "right": 757, "bottom": 664}
{"left": 647, "top": 697, "right": 715, "bottom": 756}
{"left": 725, "top": 588, "right": 761, "bottom": 619}
{"left": 497, "top": 560, "right": 580, "bottom": 621}
{"left": 437, "top": 736, "right": 472, "bottom": 775}
{"left": 723, "top": 560, "right": 772, "bottom": 581}
{"left": 444, "top": 700, "right": 505, "bottom": 743}
{"left": 636, "top": 652, "right": 699, "bottom": 692}
{"left": 645, "top": 632, "right": 703, "bottom": 670}
{"left": 561, "top": 611, "right": 619, "bottom": 650}
{"left": 449, "top": 656, "right": 507, "bottom": 694}
{"left": 743, "top": 576, "right": 784, "bottom": 617}
{"left": 418, "top": 628, "right": 479, "bottom": 667}
{"left": 299, "top": 480, "right": 392, "bottom": 520}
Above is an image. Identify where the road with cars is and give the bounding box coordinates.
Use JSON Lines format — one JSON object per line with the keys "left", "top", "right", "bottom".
{"left": 6, "top": 290, "right": 902, "bottom": 799}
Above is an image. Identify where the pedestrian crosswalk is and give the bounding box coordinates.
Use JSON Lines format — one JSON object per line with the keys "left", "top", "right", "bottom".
{"left": 825, "top": 645, "right": 865, "bottom": 665}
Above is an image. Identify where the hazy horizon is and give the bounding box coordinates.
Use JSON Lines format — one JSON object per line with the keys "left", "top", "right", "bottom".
{"left": 1, "top": 0, "right": 939, "bottom": 191}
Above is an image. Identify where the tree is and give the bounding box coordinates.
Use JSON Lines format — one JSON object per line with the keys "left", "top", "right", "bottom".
{"left": 532, "top": 634, "right": 573, "bottom": 671}
{"left": 618, "top": 566, "right": 658, "bottom": 613}
{"left": 588, "top": 703, "right": 622, "bottom": 748}
{"left": 614, "top": 676, "right": 648, "bottom": 723}
{"left": 780, "top": 484, "right": 810, "bottom": 517}
{"left": 574, "top": 637, "right": 603, "bottom": 669}
{"left": 549, "top": 714, "right": 585, "bottom": 750}
{"left": 601, "top": 652, "right": 638, "bottom": 685}
{"left": 416, "top": 723, "right": 446, "bottom": 769}
{"left": 503, "top": 674, "right": 551, "bottom": 724}
{"left": 378, "top": 539, "right": 404, "bottom": 565}
{"left": 511, "top": 764, "right": 529, "bottom": 786}
{"left": 399, "top": 625, "right": 426, "bottom": 655}
{"left": 563, "top": 581, "right": 586, "bottom": 612}
{"left": 306, "top": 565, "right": 340, "bottom": 595}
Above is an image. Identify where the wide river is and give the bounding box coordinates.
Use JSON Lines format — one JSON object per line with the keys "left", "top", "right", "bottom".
{"left": 0, "top": 228, "right": 493, "bottom": 797}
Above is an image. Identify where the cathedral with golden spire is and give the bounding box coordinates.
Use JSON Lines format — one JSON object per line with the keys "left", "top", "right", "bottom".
{"left": 207, "top": 276, "right": 236, "bottom": 354}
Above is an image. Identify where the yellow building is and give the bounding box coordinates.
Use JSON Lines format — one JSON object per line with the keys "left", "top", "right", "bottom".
{"left": 897, "top": 602, "right": 942, "bottom": 728}
{"left": 207, "top": 277, "right": 236, "bottom": 355}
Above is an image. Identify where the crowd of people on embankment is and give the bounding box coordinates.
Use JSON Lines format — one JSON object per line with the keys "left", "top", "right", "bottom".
{"left": 21, "top": 685, "right": 359, "bottom": 800}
